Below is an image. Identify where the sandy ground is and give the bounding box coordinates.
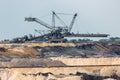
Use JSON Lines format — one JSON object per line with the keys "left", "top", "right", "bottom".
{"left": 0, "top": 42, "right": 120, "bottom": 80}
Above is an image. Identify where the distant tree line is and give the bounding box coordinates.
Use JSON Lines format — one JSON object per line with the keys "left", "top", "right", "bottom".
{"left": 99, "top": 37, "right": 120, "bottom": 42}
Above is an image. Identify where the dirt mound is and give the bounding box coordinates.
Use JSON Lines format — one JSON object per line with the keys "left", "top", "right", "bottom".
{"left": 40, "top": 46, "right": 85, "bottom": 57}
{"left": 21, "top": 71, "right": 120, "bottom": 80}
{"left": 0, "top": 58, "right": 66, "bottom": 67}
{"left": 0, "top": 42, "right": 120, "bottom": 67}
{"left": 0, "top": 42, "right": 120, "bottom": 59}
{"left": 39, "top": 43, "right": 120, "bottom": 58}
{"left": 1, "top": 70, "right": 119, "bottom": 80}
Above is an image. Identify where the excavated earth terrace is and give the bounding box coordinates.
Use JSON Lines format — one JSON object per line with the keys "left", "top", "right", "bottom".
{"left": 0, "top": 42, "right": 120, "bottom": 80}
{"left": 0, "top": 42, "right": 120, "bottom": 67}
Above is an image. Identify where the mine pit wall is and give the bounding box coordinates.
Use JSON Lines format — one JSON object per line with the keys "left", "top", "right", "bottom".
{"left": 1, "top": 57, "right": 120, "bottom": 80}
{"left": 0, "top": 42, "right": 89, "bottom": 48}
{"left": 0, "top": 66, "right": 120, "bottom": 80}
{"left": 50, "top": 57, "right": 120, "bottom": 66}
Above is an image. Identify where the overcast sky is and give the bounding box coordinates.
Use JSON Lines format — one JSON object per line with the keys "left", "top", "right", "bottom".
{"left": 0, "top": 0, "right": 120, "bottom": 40}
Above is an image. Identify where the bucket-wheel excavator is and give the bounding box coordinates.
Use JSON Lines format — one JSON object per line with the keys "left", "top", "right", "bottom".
{"left": 11, "top": 12, "right": 109, "bottom": 43}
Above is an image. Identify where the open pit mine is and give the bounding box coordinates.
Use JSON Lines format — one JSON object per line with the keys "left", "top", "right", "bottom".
{"left": 0, "top": 12, "right": 119, "bottom": 80}
{"left": 0, "top": 42, "right": 120, "bottom": 80}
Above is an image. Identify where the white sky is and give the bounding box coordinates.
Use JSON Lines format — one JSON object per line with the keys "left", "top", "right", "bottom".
{"left": 0, "top": 0, "right": 120, "bottom": 40}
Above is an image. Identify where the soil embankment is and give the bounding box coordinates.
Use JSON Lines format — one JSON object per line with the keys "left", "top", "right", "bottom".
{"left": 0, "top": 42, "right": 120, "bottom": 80}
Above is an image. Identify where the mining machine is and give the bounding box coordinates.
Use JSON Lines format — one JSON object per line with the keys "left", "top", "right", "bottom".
{"left": 11, "top": 12, "right": 109, "bottom": 43}
{"left": 25, "top": 11, "right": 78, "bottom": 42}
